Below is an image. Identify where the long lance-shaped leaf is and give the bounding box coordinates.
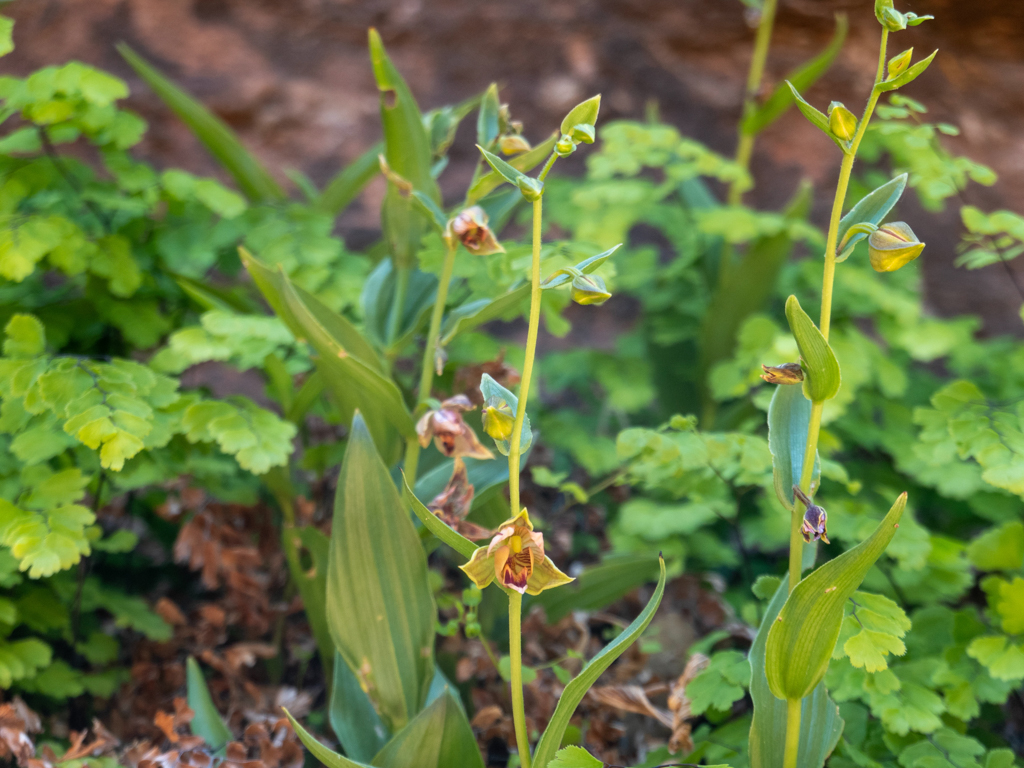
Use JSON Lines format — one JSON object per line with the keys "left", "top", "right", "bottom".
{"left": 835, "top": 174, "right": 908, "bottom": 260}
{"left": 241, "top": 247, "right": 412, "bottom": 457}
{"left": 532, "top": 557, "right": 666, "bottom": 768}
{"left": 403, "top": 475, "right": 477, "bottom": 559}
{"left": 785, "top": 295, "right": 841, "bottom": 402}
{"left": 765, "top": 492, "right": 908, "bottom": 700}
{"left": 368, "top": 29, "right": 439, "bottom": 268}
{"left": 370, "top": 690, "right": 484, "bottom": 768}
{"left": 186, "top": 657, "right": 232, "bottom": 751}
{"left": 284, "top": 709, "right": 371, "bottom": 768}
{"left": 326, "top": 414, "right": 436, "bottom": 732}
{"left": 742, "top": 14, "right": 849, "bottom": 135}
{"left": 117, "top": 44, "right": 284, "bottom": 202}
{"left": 749, "top": 581, "right": 844, "bottom": 768}
{"left": 317, "top": 142, "right": 383, "bottom": 216}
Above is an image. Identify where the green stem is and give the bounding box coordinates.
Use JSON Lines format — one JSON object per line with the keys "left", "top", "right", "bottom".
{"left": 508, "top": 196, "right": 543, "bottom": 516}
{"left": 508, "top": 591, "right": 531, "bottom": 768}
{"left": 788, "top": 28, "right": 890, "bottom": 594}
{"left": 783, "top": 698, "right": 802, "bottom": 768}
{"left": 386, "top": 265, "right": 411, "bottom": 352}
{"left": 404, "top": 240, "right": 459, "bottom": 483}
{"left": 727, "top": 0, "right": 779, "bottom": 205}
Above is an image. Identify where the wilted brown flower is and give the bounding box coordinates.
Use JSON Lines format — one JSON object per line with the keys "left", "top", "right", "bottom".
{"left": 415, "top": 395, "right": 494, "bottom": 460}
{"left": 793, "top": 485, "right": 830, "bottom": 544}
{"left": 448, "top": 207, "right": 504, "bottom": 256}
{"left": 760, "top": 362, "right": 804, "bottom": 385}
{"left": 428, "top": 458, "right": 493, "bottom": 540}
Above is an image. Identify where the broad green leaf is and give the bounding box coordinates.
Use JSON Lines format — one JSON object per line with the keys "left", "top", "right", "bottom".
{"left": 466, "top": 133, "right": 558, "bottom": 203}
{"left": 403, "top": 476, "right": 477, "bottom": 559}
{"left": 117, "top": 44, "right": 284, "bottom": 202}
{"left": 749, "top": 581, "right": 843, "bottom": 768}
{"left": 477, "top": 83, "right": 501, "bottom": 147}
{"left": 549, "top": 746, "right": 602, "bottom": 768}
{"left": 836, "top": 174, "right": 908, "bottom": 259}
{"left": 699, "top": 182, "right": 812, "bottom": 399}
{"left": 370, "top": 690, "right": 484, "bottom": 768}
{"left": 767, "top": 382, "right": 820, "bottom": 512}
{"left": 765, "top": 492, "right": 907, "bottom": 700}
{"left": 785, "top": 295, "right": 841, "bottom": 402}
{"left": 532, "top": 556, "right": 666, "bottom": 768}
{"left": 368, "top": 29, "right": 440, "bottom": 268}
{"left": 531, "top": 552, "right": 661, "bottom": 624}
{"left": 878, "top": 50, "right": 938, "bottom": 93}
{"left": 186, "top": 656, "right": 232, "bottom": 751}
{"left": 317, "top": 142, "right": 383, "bottom": 216}
{"left": 480, "top": 373, "right": 531, "bottom": 456}
{"left": 742, "top": 14, "right": 848, "bottom": 135}
{"left": 282, "top": 525, "right": 334, "bottom": 681}
{"left": 967, "top": 521, "right": 1024, "bottom": 571}
{"left": 284, "top": 709, "right": 372, "bottom": 768}
{"left": 331, "top": 653, "right": 390, "bottom": 762}
{"left": 559, "top": 95, "right": 601, "bottom": 135}
{"left": 326, "top": 414, "right": 436, "bottom": 732}
{"left": 3, "top": 314, "right": 45, "bottom": 358}
{"left": 687, "top": 650, "right": 751, "bottom": 715}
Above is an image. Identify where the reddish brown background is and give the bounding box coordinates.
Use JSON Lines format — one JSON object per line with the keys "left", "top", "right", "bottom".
{"left": 5, "top": 0, "right": 1024, "bottom": 332}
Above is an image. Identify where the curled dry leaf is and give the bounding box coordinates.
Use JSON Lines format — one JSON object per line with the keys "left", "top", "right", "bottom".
{"left": 589, "top": 685, "right": 673, "bottom": 728}
{"left": 667, "top": 652, "right": 710, "bottom": 755}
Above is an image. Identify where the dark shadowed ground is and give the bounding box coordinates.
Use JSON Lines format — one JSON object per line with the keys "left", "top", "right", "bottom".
{"left": 6, "top": 0, "right": 1024, "bottom": 332}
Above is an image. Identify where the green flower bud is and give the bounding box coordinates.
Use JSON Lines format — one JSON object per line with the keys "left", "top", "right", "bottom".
{"left": 887, "top": 48, "right": 913, "bottom": 80}
{"left": 904, "top": 12, "right": 934, "bottom": 27}
{"left": 868, "top": 222, "right": 925, "bottom": 272}
{"left": 482, "top": 399, "right": 515, "bottom": 442}
{"left": 827, "top": 102, "right": 857, "bottom": 142}
{"left": 499, "top": 134, "right": 531, "bottom": 155}
{"left": 570, "top": 273, "right": 612, "bottom": 306}
{"left": 517, "top": 176, "right": 544, "bottom": 202}
{"left": 880, "top": 7, "right": 908, "bottom": 31}
{"left": 570, "top": 123, "right": 596, "bottom": 144}
{"left": 555, "top": 135, "right": 576, "bottom": 157}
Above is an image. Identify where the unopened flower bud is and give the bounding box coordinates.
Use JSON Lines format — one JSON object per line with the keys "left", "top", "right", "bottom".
{"left": 448, "top": 206, "right": 504, "bottom": 255}
{"left": 571, "top": 273, "right": 612, "bottom": 306}
{"left": 499, "top": 134, "right": 531, "bottom": 155}
{"left": 887, "top": 48, "right": 913, "bottom": 80}
{"left": 760, "top": 363, "right": 804, "bottom": 385}
{"left": 555, "top": 135, "right": 576, "bottom": 157}
{"left": 869, "top": 222, "right": 925, "bottom": 272}
{"left": 570, "top": 123, "right": 596, "bottom": 144}
{"left": 827, "top": 102, "right": 857, "bottom": 142}
{"left": 880, "top": 7, "right": 907, "bottom": 31}
{"left": 482, "top": 399, "right": 515, "bottom": 442}
{"left": 517, "top": 176, "right": 544, "bottom": 202}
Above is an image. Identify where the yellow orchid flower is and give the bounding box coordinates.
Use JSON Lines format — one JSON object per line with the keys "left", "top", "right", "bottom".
{"left": 459, "top": 509, "right": 573, "bottom": 595}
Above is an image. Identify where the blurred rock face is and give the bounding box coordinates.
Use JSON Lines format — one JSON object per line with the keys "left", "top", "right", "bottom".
{"left": 6, "top": 0, "right": 1024, "bottom": 332}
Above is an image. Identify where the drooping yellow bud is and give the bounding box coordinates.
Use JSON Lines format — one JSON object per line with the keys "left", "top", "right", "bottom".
{"left": 868, "top": 222, "right": 925, "bottom": 272}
